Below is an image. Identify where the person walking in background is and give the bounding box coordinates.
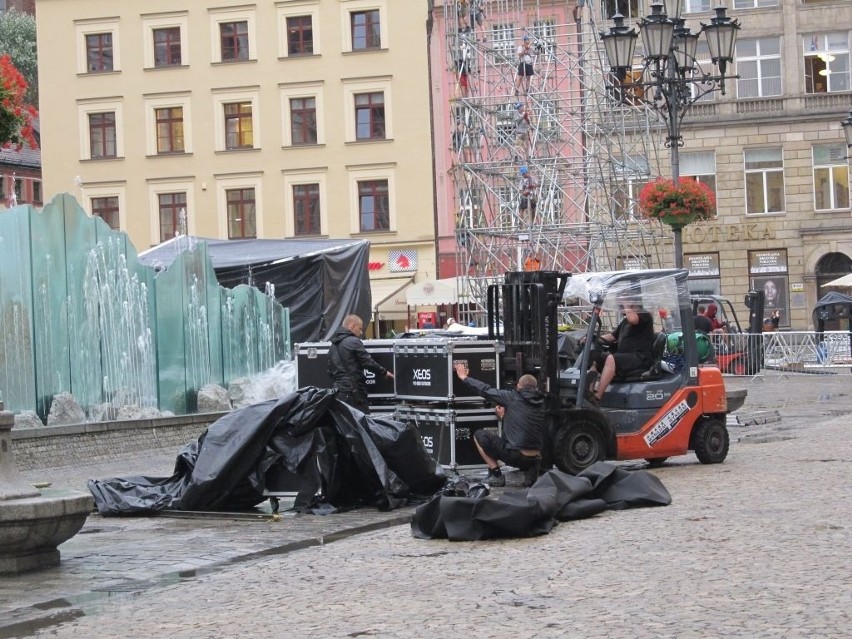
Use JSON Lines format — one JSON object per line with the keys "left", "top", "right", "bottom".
{"left": 328, "top": 314, "right": 393, "bottom": 414}
{"left": 453, "top": 362, "right": 545, "bottom": 487}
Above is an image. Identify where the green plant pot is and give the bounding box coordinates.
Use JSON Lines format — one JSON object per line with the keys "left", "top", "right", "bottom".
{"left": 660, "top": 214, "right": 695, "bottom": 228}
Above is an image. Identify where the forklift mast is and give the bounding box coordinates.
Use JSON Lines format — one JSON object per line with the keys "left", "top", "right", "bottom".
{"left": 487, "top": 271, "right": 570, "bottom": 393}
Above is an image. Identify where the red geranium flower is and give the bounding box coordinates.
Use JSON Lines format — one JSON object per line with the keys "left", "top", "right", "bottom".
{"left": 0, "top": 54, "right": 38, "bottom": 150}
{"left": 638, "top": 178, "right": 716, "bottom": 224}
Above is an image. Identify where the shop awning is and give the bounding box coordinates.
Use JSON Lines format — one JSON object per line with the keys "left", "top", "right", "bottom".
{"left": 406, "top": 278, "right": 461, "bottom": 306}
{"left": 822, "top": 273, "right": 852, "bottom": 288}
{"left": 372, "top": 276, "right": 414, "bottom": 319}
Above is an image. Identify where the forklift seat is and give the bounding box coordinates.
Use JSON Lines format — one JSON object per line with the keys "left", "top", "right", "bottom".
{"left": 616, "top": 332, "right": 669, "bottom": 383}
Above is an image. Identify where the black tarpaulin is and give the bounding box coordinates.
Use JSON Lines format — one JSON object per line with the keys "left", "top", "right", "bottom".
{"left": 87, "top": 387, "right": 446, "bottom": 516}
{"left": 410, "top": 462, "right": 672, "bottom": 541}
{"left": 138, "top": 237, "right": 372, "bottom": 343}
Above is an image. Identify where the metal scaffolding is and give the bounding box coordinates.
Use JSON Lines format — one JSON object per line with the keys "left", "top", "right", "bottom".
{"left": 442, "top": 0, "right": 671, "bottom": 315}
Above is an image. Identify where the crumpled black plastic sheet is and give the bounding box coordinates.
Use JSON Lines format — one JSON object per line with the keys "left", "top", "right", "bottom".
{"left": 88, "top": 387, "right": 447, "bottom": 516}
{"left": 410, "top": 462, "right": 672, "bottom": 541}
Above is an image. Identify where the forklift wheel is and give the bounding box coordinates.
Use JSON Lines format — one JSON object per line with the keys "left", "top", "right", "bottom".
{"left": 691, "top": 417, "right": 729, "bottom": 464}
{"left": 553, "top": 418, "right": 606, "bottom": 475}
{"left": 645, "top": 457, "right": 668, "bottom": 468}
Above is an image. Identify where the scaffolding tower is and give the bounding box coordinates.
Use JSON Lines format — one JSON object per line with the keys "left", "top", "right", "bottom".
{"left": 443, "top": 0, "right": 672, "bottom": 313}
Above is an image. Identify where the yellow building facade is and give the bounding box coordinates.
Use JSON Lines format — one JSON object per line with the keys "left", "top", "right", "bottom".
{"left": 35, "top": 0, "right": 436, "bottom": 329}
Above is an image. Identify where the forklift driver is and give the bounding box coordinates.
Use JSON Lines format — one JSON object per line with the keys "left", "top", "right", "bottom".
{"left": 453, "top": 362, "right": 545, "bottom": 488}
{"left": 587, "top": 298, "right": 655, "bottom": 404}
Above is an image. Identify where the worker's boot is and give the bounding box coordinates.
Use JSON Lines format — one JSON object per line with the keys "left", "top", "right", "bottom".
{"left": 484, "top": 467, "right": 505, "bottom": 487}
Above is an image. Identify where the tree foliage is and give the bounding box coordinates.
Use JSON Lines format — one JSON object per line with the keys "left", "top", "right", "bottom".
{"left": 0, "top": 9, "right": 37, "bottom": 105}
{"left": 0, "top": 54, "right": 37, "bottom": 148}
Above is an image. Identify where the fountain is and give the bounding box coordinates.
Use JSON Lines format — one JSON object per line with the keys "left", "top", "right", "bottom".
{"left": 0, "top": 403, "right": 91, "bottom": 573}
{"left": 0, "top": 194, "right": 291, "bottom": 420}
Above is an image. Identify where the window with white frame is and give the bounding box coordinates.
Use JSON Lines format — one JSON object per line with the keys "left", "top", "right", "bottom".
{"left": 491, "top": 23, "right": 515, "bottom": 63}
{"left": 744, "top": 148, "right": 785, "bottom": 214}
{"left": 280, "top": 82, "right": 325, "bottom": 147}
{"left": 342, "top": 77, "right": 392, "bottom": 143}
{"left": 495, "top": 102, "right": 515, "bottom": 147}
{"left": 147, "top": 178, "right": 195, "bottom": 246}
{"left": 681, "top": 151, "right": 717, "bottom": 201}
{"left": 683, "top": 0, "right": 712, "bottom": 13}
{"left": 212, "top": 88, "right": 260, "bottom": 152}
{"left": 736, "top": 37, "right": 782, "bottom": 98}
{"left": 278, "top": 2, "right": 320, "bottom": 58}
{"left": 75, "top": 18, "right": 120, "bottom": 74}
{"left": 458, "top": 188, "right": 482, "bottom": 227}
{"left": 216, "top": 174, "right": 262, "bottom": 238}
{"left": 613, "top": 156, "right": 649, "bottom": 220}
{"left": 812, "top": 144, "right": 850, "bottom": 211}
{"left": 85, "top": 183, "right": 126, "bottom": 231}
{"left": 348, "top": 164, "right": 395, "bottom": 234}
{"left": 733, "top": 0, "right": 778, "bottom": 8}
{"left": 283, "top": 169, "right": 327, "bottom": 237}
{"left": 495, "top": 185, "right": 516, "bottom": 228}
{"left": 341, "top": 1, "right": 387, "bottom": 53}
{"left": 689, "top": 42, "right": 716, "bottom": 103}
{"left": 144, "top": 93, "right": 192, "bottom": 156}
{"left": 531, "top": 19, "right": 556, "bottom": 59}
{"left": 803, "top": 33, "right": 850, "bottom": 94}
{"left": 209, "top": 7, "right": 256, "bottom": 63}
{"left": 536, "top": 98, "right": 560, "bottom": 139}
{"left": 78, "top": 98, "right": 124, "bottom": 160}
{"left": 142, "top": 13, "right": 189, "bottom": 69}
{"left": 601, "top": 0, "right": 641, "bottom": 21}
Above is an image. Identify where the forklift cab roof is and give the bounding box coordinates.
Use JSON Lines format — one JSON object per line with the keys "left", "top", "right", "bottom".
{"left": 564, "top": 269, "right": 689, "bottom": 312}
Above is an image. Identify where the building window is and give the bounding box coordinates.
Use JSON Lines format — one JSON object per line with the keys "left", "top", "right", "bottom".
{"left": 155, "top": 107, "right": 184, "bottom": 154}
{"left": 355, "top": 92, "right": 385, "bottom": 140}
{"left": 491, "top": 23, "right": 515, "bottom": 63}
{"left": 89, "top": 112, "right": 117, "bottom": 159}
{"left": 495, "top": 102, "right": 515, "bottom": 147}
{"left": 153, "top": 27, "right": 182, "bottom": 67}
{"left": 602, "top": 0, "right": 641, "bottom": 20}
{"left": 86, "top": 33, "right": 113, "bottom": 72}
{"left": 745, "top": 148, "right": 785, "bottom": 214}
{"left": 290, "top": 97, "right": 317, "bottom": 145}
{"left": 736, "top": 37, "right": 782, "bottom": 98}
{"left": 226, "top": 188, "right": 256, "bottom": 238}
{"left": 293, "top": 183, "right": 321, "bottom": 236}
{"left": 220, "top": 21, "right": 249, "bottom": 61}
{"left": 681, "top": 151, "right": 717, "bottom": 200}
{"left": 531, "top": 20, "right": 556, "bottom": 58}
{"left": 613, "top": 156, "right": 649, "bottom": 220}
{"left": 92, "top": 196, "right": 120, "bottom": 230}
{"left": 32, "top": 180, "right": 42, "bottom": 203}
{"left": 13, "top": 178, "right": 21, "bottom": 202}
{"left": 803, "top": 33, "right": 850, "bottom": 94}
{"left": 813, "top": 144, "right": 850, "bottom": 211}
{"left": 351, "top": 10, "right": 380, "bottom": 51}
{"left": 158, "top": 192, "right": 187, "bottom": 242}
{"left": 287, "top": 16, "right": 313, "bottom": 55}
{"left": 224, "top": 102, "right": 253, "bottom": 149}
{"left": 683, "top": 0, "right": 712, "bottom": 12}
{"left": 733, "top": 0, "right": 778, "bottom": 8}
{"left": 358, "top": 180, "right": 389, "bottom": 232}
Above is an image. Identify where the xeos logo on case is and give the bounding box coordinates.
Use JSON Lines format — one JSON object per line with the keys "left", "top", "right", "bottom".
{"left": 412, "top": 368, "right": 431, "bottom": 387}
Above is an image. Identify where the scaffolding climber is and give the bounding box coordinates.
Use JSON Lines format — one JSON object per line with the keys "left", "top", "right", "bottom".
{"left": 518, "top": 165, "right": 538, "bottom": 222}
{"left": 457, "top": 0, "right": 471, "bottom": 32}
{"left": 455, "top": 34, "right": 473, "bottom": 97}
{"left": 473, "top": 0, "right": 486, "bottom": 36}
{"left": 513, "top": 102, "right": 531, "bottom": 161}
{"left": 515, "top": 34, "right": 535, "bottom": 96}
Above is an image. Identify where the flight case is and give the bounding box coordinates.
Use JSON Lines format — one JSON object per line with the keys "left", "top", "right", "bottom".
{"left": 395, "top": 405, "right": 499, "bottom": 470}
{"left": 295, "top": 339, "right": 396, "bottom": 398}
{"left": 393, "top": 339, "right": 501, "bottom": 402}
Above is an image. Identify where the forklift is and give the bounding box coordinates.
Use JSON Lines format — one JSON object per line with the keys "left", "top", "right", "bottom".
{"left": 487, "top": 269, "right": 745, "bottom": 474}
{"left": 691, "top": 292, "right": 766, "bottom": 376}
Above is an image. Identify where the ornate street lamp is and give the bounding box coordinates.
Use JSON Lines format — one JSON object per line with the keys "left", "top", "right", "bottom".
{"left": 600, "top": 1, "right": 741, "bottom": 268}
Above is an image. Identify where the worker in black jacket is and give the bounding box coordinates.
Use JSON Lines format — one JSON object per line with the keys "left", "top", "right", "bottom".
{"left": 453, "top": 362, "right": 545, "bottom": 487}
{"left": 328, "top": 315, "right": 393, "bottom": 414}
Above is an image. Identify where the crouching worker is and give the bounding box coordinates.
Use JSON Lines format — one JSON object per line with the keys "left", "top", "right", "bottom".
{"left": 453, "top": 362, "right": 545, "bottom": 487}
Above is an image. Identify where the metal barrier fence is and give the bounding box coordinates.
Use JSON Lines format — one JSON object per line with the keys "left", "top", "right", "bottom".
{"left": 709, "top": 330, "right": 852, "bottom": 376}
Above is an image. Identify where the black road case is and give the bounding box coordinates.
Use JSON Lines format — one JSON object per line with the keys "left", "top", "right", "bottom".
{"left": 395, "top": 405, "right": 498, "bottom": 470}
{"left": 393, "top": 339, "right": 501, "bottom": 402}
{"left": 295, "top": 339, "right": 396, "bottom": 399}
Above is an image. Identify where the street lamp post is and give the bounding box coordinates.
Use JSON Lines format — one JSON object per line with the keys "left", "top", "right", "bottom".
{"left": 601, "top": 2, "right": 740, "bottom": 268}
{"left": 841, "top": 109, "right": 852, "bottom": 151}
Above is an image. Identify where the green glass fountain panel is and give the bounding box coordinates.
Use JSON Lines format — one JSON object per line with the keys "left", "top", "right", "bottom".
{"left": 154, "top": 251, "right": 188, "bottom": 415}
{"left": 0, "top": 206, "right": 35, "bottom": 412}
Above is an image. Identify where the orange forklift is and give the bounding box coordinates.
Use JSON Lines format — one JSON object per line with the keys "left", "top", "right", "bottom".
{"left": 486, "top": 269, "right": 745, "bottom": 474}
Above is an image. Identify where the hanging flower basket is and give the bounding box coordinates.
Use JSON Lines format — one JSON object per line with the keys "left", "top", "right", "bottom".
{"left": 638, "top": 178, "right": 716, "bottom": 229}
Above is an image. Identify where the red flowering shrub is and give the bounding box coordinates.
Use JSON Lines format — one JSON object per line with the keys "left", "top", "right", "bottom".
{"left": 0, "top": 54, "right": 37, "bottom": 149}
{"left": 638, "top": 178, "right": 716, "bottom": 224}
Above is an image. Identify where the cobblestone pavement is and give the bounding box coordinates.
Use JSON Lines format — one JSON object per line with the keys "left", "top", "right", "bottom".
{"left": 2, "top": 372, "right": 850, "bottom": 638}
